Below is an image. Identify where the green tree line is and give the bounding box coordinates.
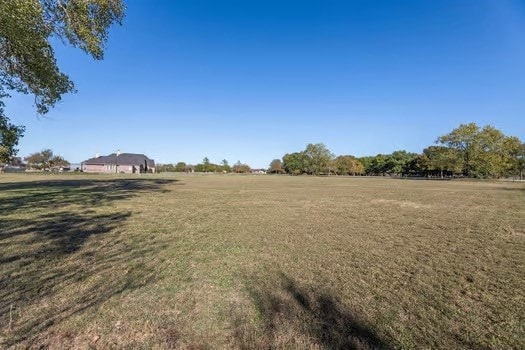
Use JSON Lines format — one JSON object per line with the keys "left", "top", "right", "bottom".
{"left": 278, "top": 123, "right": 524, "bottom": 179}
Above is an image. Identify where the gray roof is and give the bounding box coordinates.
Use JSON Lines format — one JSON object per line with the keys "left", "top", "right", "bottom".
{"left": 83, "top": 153, "right": 155, "bottom": 167}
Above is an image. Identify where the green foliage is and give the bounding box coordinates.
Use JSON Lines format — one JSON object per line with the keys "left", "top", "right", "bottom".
{"left": 232, "top": 161, "right": 251, "bottom": 174}
{"left": 513, "top": 143, "right": 525, "bottom": 180}
{"left": 0, "top": 107, "right": 25, "bottom": 164}
{"left": 202, "top": 157, "right": 211, "bottom": 172}
{"left": 268, "top": 159, "right": 284, "bottom": 174}
{"left": 281, "top": 144, "right": 334, "bottom": 176}
{"left": 174, "top": 162, "right": 187, "bottom": 172}
{"left": 157, "top": 163, "right": 176, "bottom": 173}
{"left": 24, "top": 148, "right": 69, "bottom": 170}
{"left": 0, "top": 0, "right": 124, "bottom": 114}
{"left": 282, "top": 152, "right": 308, "bottom": 175}
{"left": 423, "top": 146, "right": 461, "bottom": 178}
{"left": 0, "top": 0, "right": 124, "bottom": 159}
{"left": 333, "top": 155, "right": 364, "bottom": 175}
{"left": 437, "top": 123, "right": 522, "bottom": 178}
{"left": 363, "top": 154, "right": 388, "bottom": 175}
{"left": 303, "top": 143, "right": 334, "bottom": 175}
{"left": 221, "top": 159, "right": 231, "bottom": 173}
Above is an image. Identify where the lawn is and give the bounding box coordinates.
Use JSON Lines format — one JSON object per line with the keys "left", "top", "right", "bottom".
{"left": 0, "top": 173, "right": 524, "bottom": 349}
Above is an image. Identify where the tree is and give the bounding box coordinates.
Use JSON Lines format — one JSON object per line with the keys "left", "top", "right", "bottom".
{"left": 404, "top": 154, "right": 430, "bottom": 177}
{"left": 202, "top": 157, "right": 210, "bottom": 172}
{"left": 25, "top": 148, "right": 68, "bottom": 170}
{"left": 49, "top": 155, "right": 69, "bottom": 169}
{"left": 232, "top": 161, "right": 250, "bottom": 174}
{"left": 472, "top": 127, "right": 521, "bottom": 178}
{"left": 303, "top": 143, "right": 334, "bottom": 175}
{"left": 437, "top": 123, "right": 523, "bottom": 178}
{"left": 437, "top": 123, "right": 480, "bottom": 177}
{"left": 513, "top": 143, "right": 525, "bottom": 180}
{"left": 174, "top": 162, "right": 187, "bottom": 172}
{"left": 157, "top": 163, "right": 176, "bottom": 172}
{"left": 333, "top": 155, "right": 364, "bottom": 175}
{"left": 1, "top": 0, "right": 125, "bottom": 158}
{"left": 423, "top": 146, "right": 462, "bottom": 178}
{"left": 385, "top": 150, "right": 417, "bottom": 176}
{"left": 0, "top": 111, "right": 25, "bottom": 164}
{"left": 365, "top": 154, "right": 388, "bottom": 175}
{"left": 282, "top": 152, "right": 308, "bottom": 175}
{"left": 221, "top": 159, "right": 231, "bottom": 173}
{"left": 268, "top": 159, "right": 284, "bottom": 174}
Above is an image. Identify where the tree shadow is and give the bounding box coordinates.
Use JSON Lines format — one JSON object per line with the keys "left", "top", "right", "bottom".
{"left": 0, "top": 178, "right": 179, "bottom": 215}
{"left": 232, "top": 273, "right": 392, "bottom": 350}
{"left": 0, "top": 177, "right": 176, "bottom": 347}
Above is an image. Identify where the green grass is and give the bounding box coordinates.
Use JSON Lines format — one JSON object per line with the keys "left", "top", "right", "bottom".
{"left": 1, "top": 173, "right": 524, "bottom": 349}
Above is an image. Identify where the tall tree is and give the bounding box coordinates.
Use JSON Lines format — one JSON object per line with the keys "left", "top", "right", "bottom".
{"left": 423, "top": 146, "right": 462, "bottom": 178}
{"left": 303, "top": 143, "right": 333, "bottom": 175}
{"left": 473, "top": 127, "right": 521, "bottom": 178}
{"left": 333, "top": 155, "right": 364, "bottom": 175}
{"left": 366, "top": 154, "right": 389, "bottom": 175}
{"left": 220, "top": 159, "right": 231, "bottom": 173}
{"left": 25, "top": 148, "right": 68, "bottom": 170}
{"left": 282, "top": 152, "right": 308, "bottom": 175}
{"left": 232, "top": 161, "right": 250, "bottom": 174}
{"left": 0, "top": 0, "right": 125, "bottom": 157}
{"left": 174, "top": 162, "right": 187, "bottom": 172}
{"left": 437, "top": 123, "right": 480, "bottom": 177}
{"left": 268, "top": 159, "right": 284, "bottom": 174}
{"left": 202, "top": 157, "right": 211, "bottom": 172}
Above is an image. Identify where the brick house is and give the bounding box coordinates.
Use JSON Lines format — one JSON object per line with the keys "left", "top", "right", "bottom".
{"left": 82, "top": 152, "right": 156, "bottom": 174}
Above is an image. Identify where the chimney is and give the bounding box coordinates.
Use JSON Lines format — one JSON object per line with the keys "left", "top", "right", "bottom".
{"left": 117, "top": 149, "right": 121, "bottom": 157}
{"left": 95, "top": 152, "right": 100, "bottom": 158}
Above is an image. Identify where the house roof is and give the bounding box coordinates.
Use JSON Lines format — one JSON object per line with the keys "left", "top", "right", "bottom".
{"left": 83, "top": 153, "right": 155, "bottom": 167}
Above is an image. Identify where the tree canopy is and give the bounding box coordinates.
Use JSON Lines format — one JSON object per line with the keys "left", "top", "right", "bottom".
{"left": 25, "top": 148, "right": 69, "bottom": 170}
{"left": 0, "top": 0, "right": 124, "bottom": 163}
{"left": 275, "top": 123, "right": 523, "bottom": 179}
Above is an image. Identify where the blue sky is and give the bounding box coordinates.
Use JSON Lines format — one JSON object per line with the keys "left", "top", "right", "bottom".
{"left": 6, "top": 0, "right": 525, "bottom": 167}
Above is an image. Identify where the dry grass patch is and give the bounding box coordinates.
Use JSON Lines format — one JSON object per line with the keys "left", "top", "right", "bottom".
{"left": 0, "top": 173, "right": 524, "bottom": 349}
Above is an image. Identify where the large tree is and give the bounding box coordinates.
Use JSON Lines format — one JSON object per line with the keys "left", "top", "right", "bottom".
{"left": 437, "top": 123, "right": 522, "bottom": 178}
{"left": 423, "top": 146, "right": 462, "bottom": 178}
{"left": 0, "top": 0, "right": 125, "bottom": 160}
{"left": 232, "top": 161, "right": 250, "bottom": 174}
{"left": 303, "top": 143, "right": 333, "bottom": 175}
{"left": 437, "top": 123, "right": 480, "bottom": 177}
{"left": 25, "top": 148, "right": 69, "bottom": 170}
{"left": 282, "top": 152, "right": 308, "bottom": 175}
{"left": 333, "top": 155, "right": 364, "bottom": 176}
{"left": 268, "top": 159, "right": 284, "bottom": 174}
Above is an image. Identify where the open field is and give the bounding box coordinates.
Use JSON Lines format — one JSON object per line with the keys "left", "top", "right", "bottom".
{"left": 0, "top": 173, "right": 524, "bottom": 349}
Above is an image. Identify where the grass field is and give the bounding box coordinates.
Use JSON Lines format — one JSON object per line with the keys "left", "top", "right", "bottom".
{"left": 0, "top": 173, "right": 524, "bottom": 349}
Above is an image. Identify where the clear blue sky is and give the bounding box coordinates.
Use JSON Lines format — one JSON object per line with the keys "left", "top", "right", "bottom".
{"left": 6, "top": 0, "right": 525, "bottom": 167}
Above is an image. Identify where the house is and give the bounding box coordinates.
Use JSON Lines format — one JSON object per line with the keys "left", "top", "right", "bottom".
{"left": 82, "top": 152, "right": 156, "bottom": 174}
{"left": 250, "top": 168, "right": 267, "bottom": 174}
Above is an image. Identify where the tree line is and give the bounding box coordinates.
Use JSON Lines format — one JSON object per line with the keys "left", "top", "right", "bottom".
{"left": 157, "top": 158, "right": 253, "bottom": 174}
{"left": 12, "top": 123, "right": 522, "bottom": 179}
{"left": 271, "top": 123, "right": 524, "bottom": 179}
{"left": 157, "top": 123, "right": 524, "bottom": 179}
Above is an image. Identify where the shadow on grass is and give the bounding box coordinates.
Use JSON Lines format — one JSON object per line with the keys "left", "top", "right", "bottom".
{"left": 0, "top": 178, "right": 179, "bottom": 215}
{"left": 0, "top": 177, "right": 176, "bottom": 347}
{"left": 232, "top": 273, "right": 392, "bottom": 350}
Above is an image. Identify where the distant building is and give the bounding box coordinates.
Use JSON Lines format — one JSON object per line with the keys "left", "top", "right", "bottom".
{"left": 82, "top": 152, "right": 156, "bottom": 174}
{"left": 251, "top": 169, "right": 267, "bottom": 174}
{"left": 1, "top": 157, "right": 26, "bottom": 173}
